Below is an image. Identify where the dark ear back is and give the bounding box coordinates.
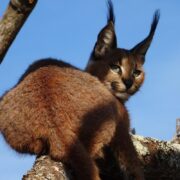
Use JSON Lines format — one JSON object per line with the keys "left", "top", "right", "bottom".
{"left": 131, "top": 10, "right": 160, "bottom": 58}
{"left": 92, "top": 0, "right": 117, "bottom": 59}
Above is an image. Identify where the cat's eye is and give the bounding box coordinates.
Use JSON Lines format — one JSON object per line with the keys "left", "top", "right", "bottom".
{"left": 133, "top": 70, "right": 141, "bottom": 77}
{"left": 110, "top": 65, "right": 121, "bottom": 73}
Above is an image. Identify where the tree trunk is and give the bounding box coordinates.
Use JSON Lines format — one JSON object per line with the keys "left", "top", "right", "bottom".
{"left": 23, "top": 135, "right": 180, "bottom": 180}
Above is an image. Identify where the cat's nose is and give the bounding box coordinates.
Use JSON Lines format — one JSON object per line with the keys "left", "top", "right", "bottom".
{"left": 123, "top": 79, "right": 133, "bottom": 89}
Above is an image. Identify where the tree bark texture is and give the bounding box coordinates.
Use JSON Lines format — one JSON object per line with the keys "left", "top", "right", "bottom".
{"left": 23, "top": 156, "right": 70, "bottom": 180}
{"left": 23, "top": 135, "right": 180, "bottom": 180}
{"left": 0, "top": 0, "right": 37, "bottom": 63}
{"left": 132, "top": 135, "right": 180, "bottom": 180}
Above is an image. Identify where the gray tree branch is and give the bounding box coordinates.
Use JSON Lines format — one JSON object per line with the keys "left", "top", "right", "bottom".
{"left": 23, "top": 156, "right": 70, "bottom": 180}
{"left": 0, "top": 0, "right": 37, "bottom": 63}
{"left": 23, "top": 135, "right": 180, "bottom": 180}
{"left": 132, "top": 135, "right": 180, "bottom": 179}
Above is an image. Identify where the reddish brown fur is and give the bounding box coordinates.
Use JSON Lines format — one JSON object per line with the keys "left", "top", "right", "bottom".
{"left": 86, "top": 1, "right": 159, "bottom": 104}
{"left": 0, "top": 60, "right": 143, "bottom": 180}
{"left": 86, "top": 50, "right": 145, "bottom": 102}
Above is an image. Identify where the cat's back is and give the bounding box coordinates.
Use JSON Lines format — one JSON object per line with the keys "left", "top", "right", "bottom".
{"left": 0, "top": 59, "right": 119, "bottom": 132}
{"left": 20, "top": 59, "right": 115, "bottom": 108}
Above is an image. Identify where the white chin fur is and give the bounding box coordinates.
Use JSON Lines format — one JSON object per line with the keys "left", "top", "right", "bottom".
{"left": 104, "top": 82, "right": 129, "bottom": 101}
{"left": 115, "top": 92, "right": 130, "bottom": 101}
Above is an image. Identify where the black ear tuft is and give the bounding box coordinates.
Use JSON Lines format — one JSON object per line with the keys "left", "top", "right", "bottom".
{"left": 92, "top": 0, "right": 117, "bottom": 59}
{"left": 107, "top": 0, "right": 115, "bottom": 24}
{"left": 131, "top": 10, "right": 160, "bottom": 57}
{"left": 150, "top": 10, "right": 160, "bottom": 37}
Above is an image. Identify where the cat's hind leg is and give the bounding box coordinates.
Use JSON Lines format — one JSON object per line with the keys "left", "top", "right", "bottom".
{"left": 49, "top": 132, "right": 100, "bottom": 180}
{"left": 111, "top": 123, "right": 144, "bottom": 180}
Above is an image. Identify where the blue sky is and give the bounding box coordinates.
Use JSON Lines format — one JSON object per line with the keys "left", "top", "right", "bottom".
{"left": 0, "top": 0, "right": 180, "bottom": 179}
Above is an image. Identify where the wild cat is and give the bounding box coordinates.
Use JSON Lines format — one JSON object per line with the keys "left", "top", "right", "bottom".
{"left": 0, "top": 1, "right": 159, "bottom": 180}
{"left": 86, "top": 3, "right": 159, "bottom": 103}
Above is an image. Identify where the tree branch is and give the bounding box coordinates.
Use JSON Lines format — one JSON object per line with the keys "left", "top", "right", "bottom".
{"left": 0, "top": 0, "right": 38, "bottom": 64}
{"left": 23, "top": 156, "right": 70, "bottom": 180}
{"left": 132, "top": 135, "right": 180, "bottom": 179}
{"left": 23, "top": 135, "right": 180, "bottom": 179}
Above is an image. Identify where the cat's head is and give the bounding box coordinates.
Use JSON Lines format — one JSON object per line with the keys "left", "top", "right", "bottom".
{"left": 86, "top": 1, "right": 160, "bottom": 103}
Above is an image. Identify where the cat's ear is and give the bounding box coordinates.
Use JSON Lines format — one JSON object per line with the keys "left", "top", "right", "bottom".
{"left": 131, "top": 10, "right": 160, "bottom": 63}
{"left": 92, "top": 0, "right": 117, "bottom": 59}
